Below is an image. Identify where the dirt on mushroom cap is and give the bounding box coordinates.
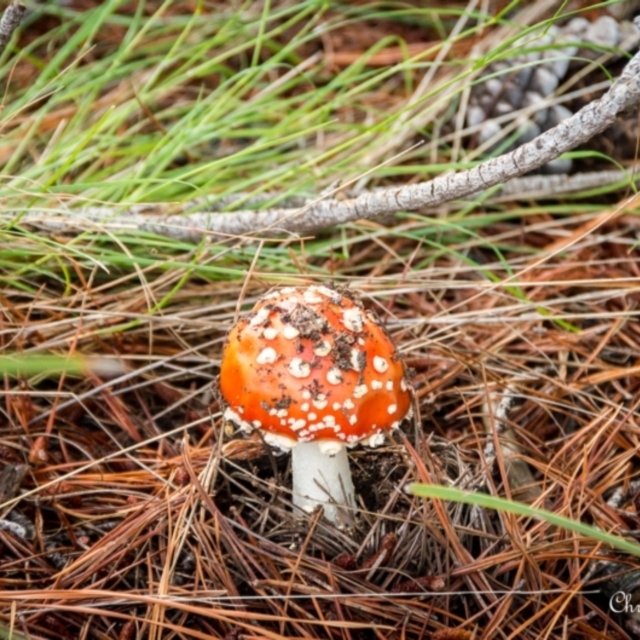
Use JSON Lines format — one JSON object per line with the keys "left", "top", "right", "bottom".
{"left": 219, "top": 285, "right": 412, "bottom": 447}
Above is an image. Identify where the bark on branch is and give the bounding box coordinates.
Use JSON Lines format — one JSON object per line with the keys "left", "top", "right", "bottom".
{"left": 0, "top": 1, "right": 25, "bottom": 56}
{"left": 9, "top": 34, "right": 640, "bottom": 242}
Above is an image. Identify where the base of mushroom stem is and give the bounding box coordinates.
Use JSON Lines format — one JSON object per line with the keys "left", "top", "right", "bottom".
{"left": 291, "top": 441, "right": 356, "bottom": 526}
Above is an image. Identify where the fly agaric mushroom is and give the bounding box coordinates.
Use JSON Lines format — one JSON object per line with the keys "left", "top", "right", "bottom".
{"left": 218, "top": 285, "right": 412, "bottom": 525}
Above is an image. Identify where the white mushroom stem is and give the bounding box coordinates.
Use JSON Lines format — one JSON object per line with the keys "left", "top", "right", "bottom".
{"left": 291, "top": 441, "right": 355, "bottom": 525}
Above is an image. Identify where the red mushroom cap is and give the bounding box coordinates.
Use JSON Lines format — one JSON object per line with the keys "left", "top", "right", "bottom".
{"left": 219, "top": 285, "right": 412, "bottom": 451}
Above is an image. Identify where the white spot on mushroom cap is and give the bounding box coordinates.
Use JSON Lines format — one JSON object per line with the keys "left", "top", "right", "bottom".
{"left": 262, "top": 327, "right": 278, "bottom": 340}
{"left": 343, "top": 398, "right": 355, "bottom": 410}
{"left": 386, "top": 380, "right": 393, "bottom": 391}
{"left": 282, "top": 325, "right": 299, "bottom": 339}
{"left": 371, "top": 380, "right": 383, "bottom": 390}
{"left": 257, "top": 347, "right": 277, "bottom": 365}
{"left": 301, "top": 402, "right": 309, "bottom": 412}
{"left": 364, "top": 431, "right": 385, "bottom": 447}
{"left": 249, "top": 307, "right": 271, "bottom": 327}
{"left": 353, "top": 384, "right": 368, "bottom": 398}
{"left": 277, "top": 296, "right": 299, "bottom": 313}
{"left": 341, "top": 307, "right": 364, "bottom": 332}
{"left": 316, "top": 285, "right": 337, "bottom": 299}
{"left": 290, "top": 418, "right": 307, "bottom": 431}
{"left": 312, "top": 395, "right": 328, "bottom": 410}
{"left": 373, "top": 356, "right": 389, "bottom": 373}
{"left": 252, "top": 420, "right": 262, "bottom": 428}
{"left": 400, "top": 378, "right": 408, "bottom": 392}
{"left": 313, "top": 341, "right": 331, "bottom": 357}
{"left": 322, "top": 415, "right": 336, "bottom": 427}
{"left": 327, "top": 368, "right": 343, "bottom": 385}
{"left": 276, "top": 408, "right": 288, "bottom": 418}
{"left": 349, "top": 415, "right": 357, "bottom": 425}
{"left": 223, "top": 407, "right": 253, "bottom": 432}
{"left": 388, "top": 404, "right": 397, "bottom": 414}
{"left": 289, "top": 358, "right": 311, "bottom": 378}
{"left": 308, "top": 412, "right": 317, "bottom": 421}
{"left": 263, "top": 432, "right": 297, "bottom": 451}
{"left": 303, "top": 289, "right": 323, "bottom": 304}
{"left": 350, "top": 349, "right": 363, "bottom": 371}
{"left": 332, "top": 402, "right": 342, "bottom": 411}
{"left": 302, "top": 390, "right": 311, "bottom": 400}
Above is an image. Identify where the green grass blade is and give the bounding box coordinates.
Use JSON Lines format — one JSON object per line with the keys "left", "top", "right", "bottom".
{"left": 409, "top": 483, "right": 640, "bottom": 558}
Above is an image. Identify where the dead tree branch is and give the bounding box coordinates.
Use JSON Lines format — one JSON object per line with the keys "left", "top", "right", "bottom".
{"left": 0, "top": 1, "right": 25, "bottom": 56}
{"left": 7, "top": 33, "right": 640, "bottom": 242}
